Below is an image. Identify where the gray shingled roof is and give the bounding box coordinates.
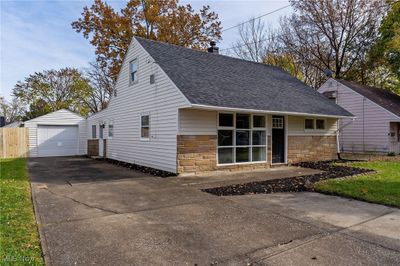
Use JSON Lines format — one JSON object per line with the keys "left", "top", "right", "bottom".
{"left": 136, "top": 37, "right": 353, "bottom": 117}
{"left": 338, "top": 80, "right": 400, "bottom": 118}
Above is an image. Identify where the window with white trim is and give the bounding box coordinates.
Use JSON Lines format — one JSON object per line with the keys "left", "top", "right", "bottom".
{"left": 129, "top": 59, "right": 138, "bottom": 83}
{"left": 141, "top": 115, "right": 150, "bottom": 139}
{"left": 316, "top": 119, "right": 326, "bottom": 130}
{"left": 109, "top": 122, "right": 114, "bottom": 138}
{"left": 305, "top": 118, "right": 314, "bottom": 130}
{"left": 304, "top": 118, "right": 326, "bottom": 130}
{"left": 272, "top": 117, "right": 284, "bottom": 129}
{"left": 99, "top": 123, "right": 104, "bottom": 139}
{"left": 218, "top": 113, "right": 267, "bottom": 164}
{"left": 92, "top": 125, "right": 96, "bottom": 139}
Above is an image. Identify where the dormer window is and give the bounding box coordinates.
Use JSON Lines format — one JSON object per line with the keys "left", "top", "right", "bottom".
{"left": 129, "top": 59, "right": 138, "bottom": 84}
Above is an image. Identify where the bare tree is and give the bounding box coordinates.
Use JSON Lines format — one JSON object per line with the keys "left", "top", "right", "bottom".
{"left": 230, "top": 17, "right": 303, "bottom": 79}
{"left": 84, "top": 61, "right": 114, "bottom": 113}
{"left": 231, "top": 17, "right": 272, "bottom": 62}
{"left": 280, "top": 0, "right": 386, "bottom": 87}
{"left": 0, "top": 97, "right": 25, "bottom": 124}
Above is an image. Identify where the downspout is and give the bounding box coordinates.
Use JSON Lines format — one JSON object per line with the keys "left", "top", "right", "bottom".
{"left": 337, "top": 118, "right": 356, "bottom": 160}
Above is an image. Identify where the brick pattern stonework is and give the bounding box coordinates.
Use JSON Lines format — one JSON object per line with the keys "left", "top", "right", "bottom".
{"left": 177, "top": 135, "right": 217, "bottom": 174}
{"left": 287, "top": 136, "right": 337, "bottom": 163}
{"left": 177, "top": 135, "right": 271, "bottom": 175}
{"left": 177, "top": 135, "right": 337, "bottom": 174}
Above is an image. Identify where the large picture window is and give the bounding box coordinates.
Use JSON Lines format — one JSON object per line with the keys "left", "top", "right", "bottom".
{"left": 218, "top": 113, "right": 267, "bottom": 164}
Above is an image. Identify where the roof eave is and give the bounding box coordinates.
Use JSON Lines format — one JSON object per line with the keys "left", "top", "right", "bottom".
{"left": 188, "top": 104, "right": 354, "bottom": 119}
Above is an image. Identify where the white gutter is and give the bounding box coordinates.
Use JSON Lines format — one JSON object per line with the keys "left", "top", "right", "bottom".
{"left": 189, "top": 104, "right": 355, "bottom": 119}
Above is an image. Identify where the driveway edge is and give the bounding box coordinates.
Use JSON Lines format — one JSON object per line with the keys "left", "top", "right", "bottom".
{"left": 30, "top": 180, "right": 51, "bottom": 266}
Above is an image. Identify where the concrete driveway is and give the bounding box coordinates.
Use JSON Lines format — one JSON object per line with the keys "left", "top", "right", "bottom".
{"left": 29, "top": 157, "right": 400, "bottom": 266}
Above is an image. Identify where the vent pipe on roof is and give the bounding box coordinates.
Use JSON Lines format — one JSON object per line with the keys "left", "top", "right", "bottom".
{"left": 324, "top": 69, "right": 333, "bottom": 78}
{"left": 207, "top": 41, "right": 219, "bottom": 54}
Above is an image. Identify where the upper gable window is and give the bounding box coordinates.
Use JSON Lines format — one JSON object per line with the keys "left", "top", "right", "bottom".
{"left": 129, "top": 59, "right": 138, "bottom": 83}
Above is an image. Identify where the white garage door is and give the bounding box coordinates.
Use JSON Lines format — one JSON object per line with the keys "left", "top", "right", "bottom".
{"left": 37, "top": 125, "right": 79, "bottom": 157}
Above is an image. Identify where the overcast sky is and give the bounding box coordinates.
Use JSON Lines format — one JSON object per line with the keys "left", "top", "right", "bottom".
{"left": 0, "top": 0, "right": 291, "bottom": 100}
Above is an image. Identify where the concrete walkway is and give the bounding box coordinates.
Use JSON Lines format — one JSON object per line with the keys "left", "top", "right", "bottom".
{"left": 29, "top": 157, "right": 400, "bottom": 266}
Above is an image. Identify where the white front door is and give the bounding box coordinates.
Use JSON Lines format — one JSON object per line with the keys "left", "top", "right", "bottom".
{"left": 37, "top": 125, "right": 79, "bottom": 157}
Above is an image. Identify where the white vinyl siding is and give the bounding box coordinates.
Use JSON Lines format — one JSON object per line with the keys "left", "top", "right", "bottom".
{"left": 178, "top": 109, "right": 218, "bottom": 135}
{"left": 319, "top": 78, "right": 400, "bottom": 153}
{"left": 24, "top": 109, "right": 87, "bottom": 157}
{"left": 86, "top": 38, "right": 190, "bottom": 173}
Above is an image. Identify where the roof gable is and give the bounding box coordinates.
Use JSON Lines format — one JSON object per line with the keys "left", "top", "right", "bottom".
{"left": 25, "top": 109, "right": 83, "bottom": 123}
{"left": 135, "top": 37, "right": 352, "bottom": 117}
{"left": 338, "top": 80, "right": 400, "bottom": 118}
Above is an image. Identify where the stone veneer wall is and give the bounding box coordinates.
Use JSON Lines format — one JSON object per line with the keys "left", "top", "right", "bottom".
{"left": 177, "top": 135, "right": 217, "bottom": 174}
{"left": 177, "top": 135, "right": 271, "bottom": 175}
{"left": 287, "top": 136, "right": 337, "bottom": 163}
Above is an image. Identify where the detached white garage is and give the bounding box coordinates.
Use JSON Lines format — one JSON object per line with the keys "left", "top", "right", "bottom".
{"left": 24, "top": 109, "right": 87, "bottom": 157}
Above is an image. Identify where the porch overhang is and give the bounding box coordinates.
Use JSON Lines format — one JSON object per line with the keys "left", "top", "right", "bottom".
{"left": 187, "top": 104, "right": 355, "bottom": 119}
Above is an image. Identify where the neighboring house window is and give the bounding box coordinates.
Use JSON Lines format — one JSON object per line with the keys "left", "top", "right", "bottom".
{"left": 217, "top": 113, "right": 267, "bottom": 164}
{"left": 141, "top": 115, "right": 150, "bottom": 139}
{"left": 305, "top": 118, "right": 326, "bottom": 130}
{"left": 130, "top": 59, "right": 138, "bottom": 83}
{"left": 322, "top": 91, "right": 337, "bottom": 102}
{"left": 305, "top": 119, "right": 315, "bottom": 130}
{"left": 92, "top": 125, "right": 96, "bottom": 139}
{"left": 99, "top": 123, "right": 104, "bottom": 139}
{"left": 109, "top": 122, "right": 114, "bottom": 138}
{"left": 398, "top": 125, "right": 400, "bottom": 142}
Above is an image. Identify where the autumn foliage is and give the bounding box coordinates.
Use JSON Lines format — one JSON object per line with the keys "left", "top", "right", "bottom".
{"left": 72, "top": 0, "right": 222, "bottom": 81}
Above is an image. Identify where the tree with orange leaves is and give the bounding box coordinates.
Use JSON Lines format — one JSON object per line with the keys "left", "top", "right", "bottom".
{"left": 72, "top": 0, "right": 222, "bottom": 81}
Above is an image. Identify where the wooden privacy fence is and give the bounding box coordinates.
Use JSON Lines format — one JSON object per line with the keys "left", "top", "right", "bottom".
{"left": 0, "top": 128, "right": 29, "bottom": 158}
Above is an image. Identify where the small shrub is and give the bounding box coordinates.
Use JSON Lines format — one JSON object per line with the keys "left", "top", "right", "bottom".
{"left": 387, "top": 152, "right": 396, "bottom": 157}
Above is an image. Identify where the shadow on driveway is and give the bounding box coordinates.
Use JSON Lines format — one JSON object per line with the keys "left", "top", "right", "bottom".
{"left": 29, "top": 157, "right": 400, "bottom": 266}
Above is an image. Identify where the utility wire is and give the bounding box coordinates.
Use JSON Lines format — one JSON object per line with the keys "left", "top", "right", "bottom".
{"left": 221, "top": 4, "right": 291, "bottom": 33}
{"left": 220, "top": 36, "right": 277, "bottom": 52}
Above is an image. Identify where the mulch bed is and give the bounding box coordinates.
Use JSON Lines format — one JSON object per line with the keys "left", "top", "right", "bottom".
{"left": 202, "top": 160, "right": 374, "bottom": 196}
{"left": 96, "top": 157, "right": 176, "bottom": 177}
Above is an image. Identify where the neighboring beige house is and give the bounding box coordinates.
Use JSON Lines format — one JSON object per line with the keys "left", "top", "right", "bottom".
{"left": 319, "top": 79, "right": 400, "bottom": 154}
{"left": 86, "top": 37, "right": 352, "bottom": 175}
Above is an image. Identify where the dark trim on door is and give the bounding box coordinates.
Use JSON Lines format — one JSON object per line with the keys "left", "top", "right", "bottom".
{"left": 272, "top": 116, "right": 285, "bottom": 164}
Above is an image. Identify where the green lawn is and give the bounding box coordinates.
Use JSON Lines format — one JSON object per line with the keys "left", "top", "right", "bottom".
{"left": 0, "top": 158, "right": 43, "bottom": 265}
{"left": 315, "top": 161, "right": 400, "bottom": 207}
